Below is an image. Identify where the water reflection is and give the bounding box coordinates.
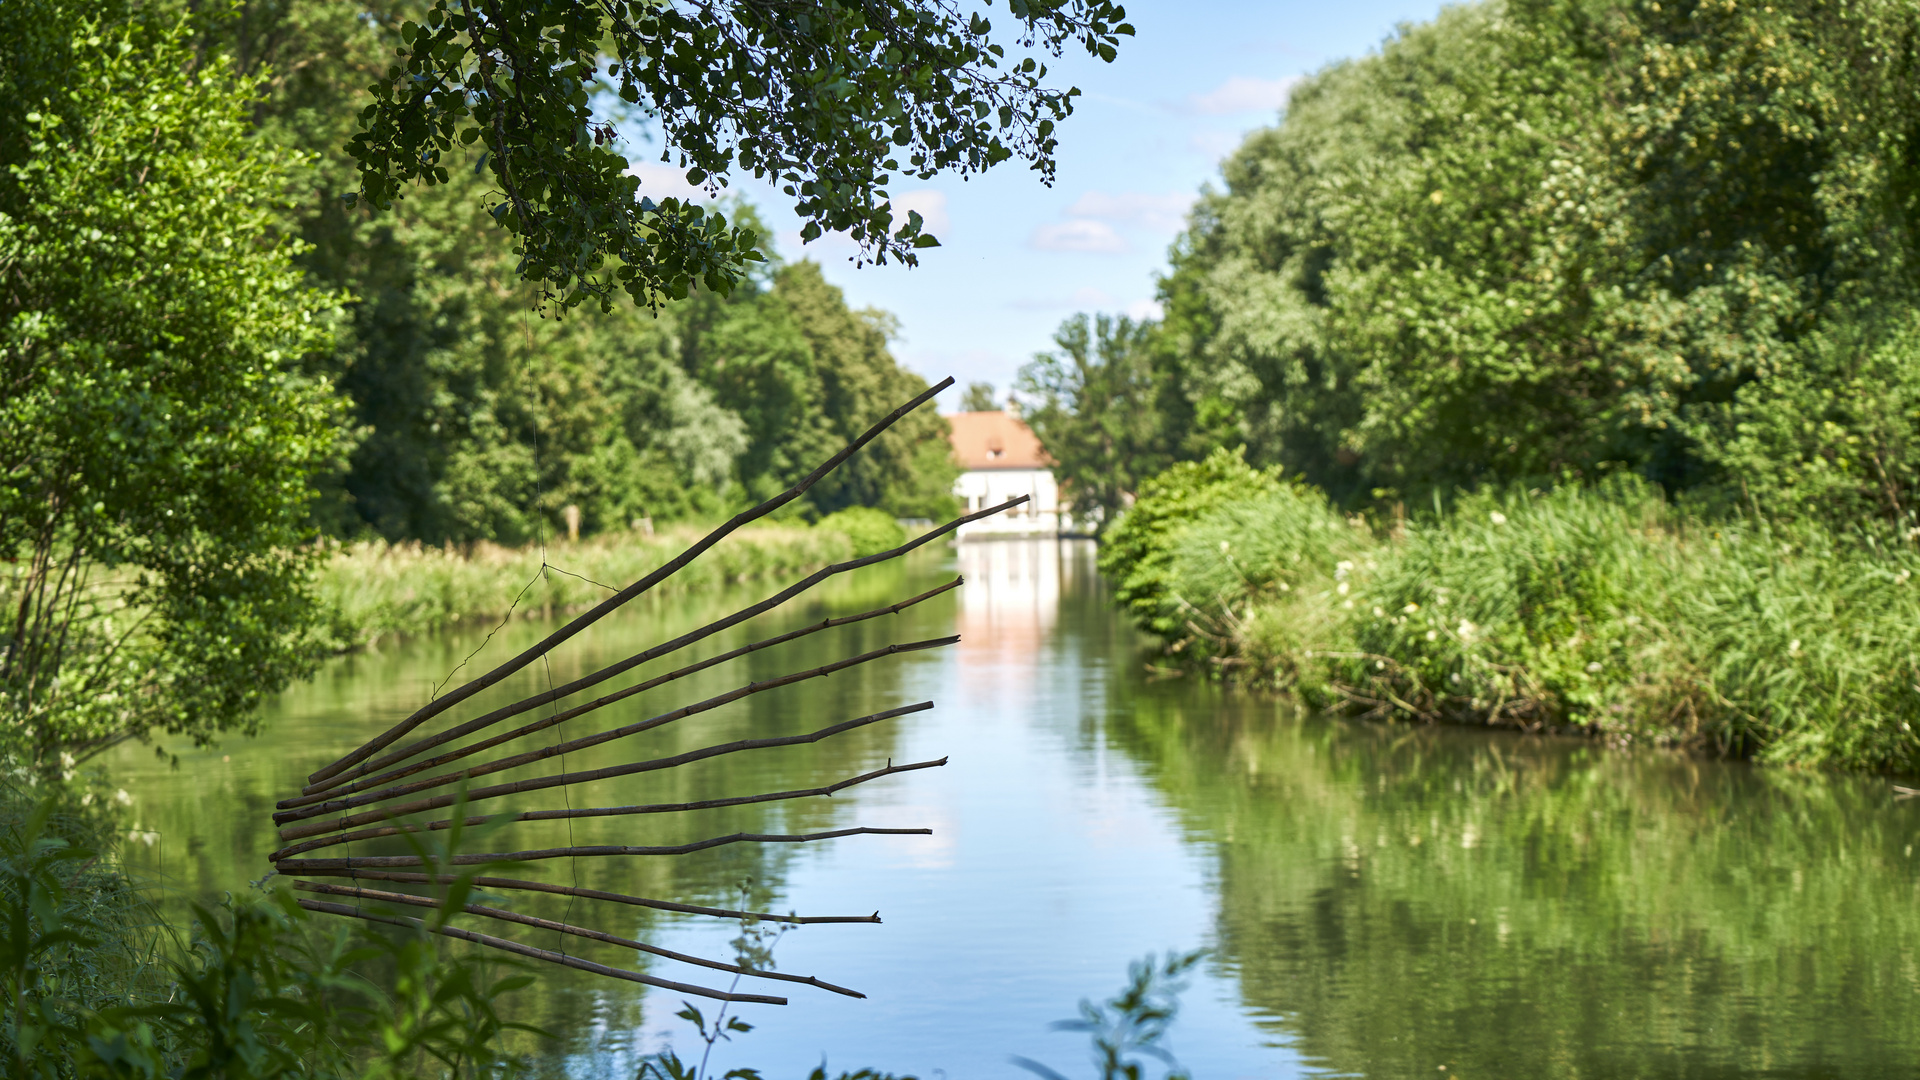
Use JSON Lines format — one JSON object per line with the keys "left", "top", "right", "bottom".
{"left": 104, "top": 538, "right": 1920, "bottom": 1078}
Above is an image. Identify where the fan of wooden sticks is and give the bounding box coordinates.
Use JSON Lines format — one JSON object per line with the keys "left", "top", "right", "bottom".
{"left": 267, "top": 377, "right": 1025, "bottom": 1006}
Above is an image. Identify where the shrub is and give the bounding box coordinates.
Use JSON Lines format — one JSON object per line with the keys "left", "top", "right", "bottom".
{"left": 815, "top": 507, "right": 907, "bottom": 559}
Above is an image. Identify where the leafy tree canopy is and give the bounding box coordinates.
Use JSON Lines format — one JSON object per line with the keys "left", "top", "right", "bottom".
{"left": 347, "top": 0, "right": 1134, "bottom": 310}
{"left": 0, "top": 0, "right": 344, "bottom": 768}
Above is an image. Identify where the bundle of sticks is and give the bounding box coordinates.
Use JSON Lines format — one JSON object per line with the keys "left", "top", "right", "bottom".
{"left": 268, "top": 377, "right": 1021, "bottom": 1005}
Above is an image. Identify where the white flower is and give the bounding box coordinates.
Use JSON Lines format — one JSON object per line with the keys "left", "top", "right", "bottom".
{"left": 1457, "top": 619, "right": 1477, "bottom": 639}
{"left": 1402, "top": 603, "right": 1420, "bottom": 614}
{"left": 1219, "top": 540, "right": 1231, "bottom": 553}
{"left": 1897, "top": 569, "right": 1912, "bottom": 585}
{"left": 1335, "top": 560, "right": 1354, "bottom": 579}
{"left": 1489, "top": 511, "right": 1508, "bottom": 525}
{"left": 1585, "top": 661, "right": 1603, "bottom": 673}
{"left": 1337, "top": 581, "right": 1350, "bottom": 595}
{"left": 1450, "top": 672, "right": 1462, "bottom": 684}
{"left": 1373, "top": 606, "right": 1385, "bottom": 617}
{"left": 1789, "top": 639, "right": 1802, "bottom": 656}
{"left": 1426, "top": 630, "right": 1439, "bottom": 641}
{"left": 115, "top": 789, "right": 133, "bottom": 807}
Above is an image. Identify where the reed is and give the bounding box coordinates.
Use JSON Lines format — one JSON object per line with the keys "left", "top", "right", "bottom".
{"left": 312, "top": 523, "right": 855, "bottom": 651}
{"left": 1117, "top": 463, "right": 1920, "bottom": 773}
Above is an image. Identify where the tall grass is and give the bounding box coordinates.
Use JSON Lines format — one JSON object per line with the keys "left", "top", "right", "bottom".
{"left": 313, "top": 524, "right": 855, "bottom": 651}
{"left": 1108, "top": 453, "right": 1920, "bottom": 773}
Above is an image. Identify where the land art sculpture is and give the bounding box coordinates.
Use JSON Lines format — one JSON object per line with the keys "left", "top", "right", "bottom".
{"left": 268, "top": 377, "right": 1022, "bottom": 1004}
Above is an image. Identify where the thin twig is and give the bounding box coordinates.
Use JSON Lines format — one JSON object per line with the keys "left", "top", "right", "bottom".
{"left": 271, "top": 756, "right": 949, "bottom": 859}
{"left": 287, "top": 870, "right": 883, "bottom": 924}
{"left": 276, "top": 641, "right": 954, "bottom": 822}
{"left": 308, "top": 377, "right": 955, "bottom": 787}
{"left": 276, "top": 826, "right": 931, "bottom": 873}
{"left": 289, "top": 881, "right": 864, "bottom": 997}
{"left": 276, "top": 702, "right": 934, "bottom": 841}
{"left": 294, "top": 899, "right": 786, "bottom": 1004}
{"left": 298, "top": 578, "right": 964, "bottom": 800}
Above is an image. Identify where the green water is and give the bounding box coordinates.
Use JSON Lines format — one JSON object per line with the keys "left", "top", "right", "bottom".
{"left": 107, "top": 541, "right": 1920, "bottom": 1078}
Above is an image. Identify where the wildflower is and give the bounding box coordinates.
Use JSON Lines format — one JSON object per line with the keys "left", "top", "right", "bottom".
{"left": 1789, "top": 639, "right": 1802, "bottom": 656}
{"left": 1450, "top": 672, "right": 1462, "bottom": 684}
{"left": 1335, "top": 560, "right": 1354, "bottom": 579}
{"left": 115, "top": 789, "right": 133, "bottom": 806}
{"left": 1219, "top": 540, "right": 1231, "bottom": 553}
{"left": 1458, "top": 619, "right": 1477, "bottom": 639}
{"left": 1402, "top": 603, "right": 1420, "bottom": 614}
{"left": 1373, "top": 606, "right": 1385, "bottom": 617}
{"left": 1585, "top": 661, "right": 1603, "bottom": 673}
{"left": 1897, "top": 569, "right": 1912, "bottom": 586}
{"left": 1337, "top": 581, "right": 1350, "bottom": 595}
{"left": 1426, "top": 630, "right": 1439, "bottom": 641}
{"left": 1489, "top": 511, "right": 1508, "bottom": 525}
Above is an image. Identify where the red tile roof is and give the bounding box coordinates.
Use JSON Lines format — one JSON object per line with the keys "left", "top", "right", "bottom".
{"left": 946, "top": 410, "right": 1052, "bottom": 471}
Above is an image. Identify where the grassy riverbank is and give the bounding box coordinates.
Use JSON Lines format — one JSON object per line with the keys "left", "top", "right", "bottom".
{"left": 312, "top": 522, "right": 862, "bottom": 651}
{"left": 1102, "top": 451, "right": 1920, "bottom": 773}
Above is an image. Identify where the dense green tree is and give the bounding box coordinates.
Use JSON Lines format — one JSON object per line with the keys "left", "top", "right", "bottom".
{"left": 0, "top": 0, "right": 344, "bottom": 768}
{"left": 1017, "top": 313, "right": 1183, "bottom": 530}
{"left": 345, "top": 0, "right": 1135, "bottom": 309}
{"left": 775, "top": 261, "right": 959, "bottom": 520}
{"left": 958, "top": 381, "right": 998, "bottom": 412}
{"left": 207, "top": 0, "right": 955, "bottom": 542}
{"left": 1130, "top": 0, "right": 1920, "bottom": 522}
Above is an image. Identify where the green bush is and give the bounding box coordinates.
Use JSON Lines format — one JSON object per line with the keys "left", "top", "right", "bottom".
{"left": 0, "top": 787, "right": 536, "bottom": 1078}
{"left": 1112, "top": 473, "right": 1920, "bottom": 772}
{"left": 815, "top": 507, "right": 907, "bottom": 559}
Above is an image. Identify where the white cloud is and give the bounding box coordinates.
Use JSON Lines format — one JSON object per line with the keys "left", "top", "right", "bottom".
{"left": 1010, "top": 286, "right": 1119, "bottom": 311}
{"left": 627, "top": 163, "right": 710, "bottom": 202}
{"left": 1126, "top": 298, "right": 1165, "bottom": 321}
{"left": 1065, "top": 191, "right": 1192, "bottom": 235}
{"left": 1185, "top": 75, "right": 1302, "bottom": 116}
{"left": 893, "top": 189, "right": 950, "bottom": 237}
{"left": 1028, "top": 219, "right": 1127, "bottom": 254}
{"left": 1188, "top": 130, "right": 1245, "bottom": 162}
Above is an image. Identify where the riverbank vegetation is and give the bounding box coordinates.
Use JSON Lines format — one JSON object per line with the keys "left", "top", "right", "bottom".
{"left": 1024, "top": 0, "right": 1920, "bottom": 772}
{"left": 1102, "top": 452, "right": 1920, "bottom": 772}
{"left": 311, "top": 510, "right": 907, "bottom": 651}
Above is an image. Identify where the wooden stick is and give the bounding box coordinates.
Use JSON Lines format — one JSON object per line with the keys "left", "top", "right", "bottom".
{"left": 307, "top": 377, "right": 955, "bottom": 788}
{"left": 271, "top": 756, "right": 949, "bottom": 860}
{"left": 276, "top": 639, "right": 954, "bottom": 823}
{"left": 294, "top": 899, "right": 786, "bottom": 1003}
{"left": 286, "top": 870, "right": 882, "bottom": 924}
{"left": 290, "top": 881, "right": 865, "bottom": 997}
{"left": 276, "top": 826, "right": 930, "bottom": 873}
{"left": 276, "top": 702, "right": 933, "bottom": 841}
{"left": 303, "top": 577, "right": 965, "bottom": 799}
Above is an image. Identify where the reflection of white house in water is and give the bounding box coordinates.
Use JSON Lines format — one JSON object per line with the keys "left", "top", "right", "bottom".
{"left": 956, "top": 539, "right": 1064, "bottom": 671}
{"left": 947, "top": 410, "right": 1068, "bottom": 538}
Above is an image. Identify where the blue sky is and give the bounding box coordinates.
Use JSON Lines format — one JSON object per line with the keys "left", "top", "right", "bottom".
{"left": 634, "top": 0, "right": 1449, "bottom": 409}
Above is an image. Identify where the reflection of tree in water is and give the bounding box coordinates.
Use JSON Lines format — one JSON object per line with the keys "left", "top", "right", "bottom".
{"left": 1104, "top": 688, "right": 1920, "bottom": 1077}
{"left": 109, "top": 555, "right": 954, "bottom": 1062}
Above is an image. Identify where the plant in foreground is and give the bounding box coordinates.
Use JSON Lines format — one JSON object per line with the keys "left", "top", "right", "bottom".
{"left": 1012, "top": 950, "right": 1206, "bottom": 1080}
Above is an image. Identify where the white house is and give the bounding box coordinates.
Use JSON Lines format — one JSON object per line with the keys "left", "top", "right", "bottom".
{"left": 947, "top": 410, "right": 1068, "bottom": 538}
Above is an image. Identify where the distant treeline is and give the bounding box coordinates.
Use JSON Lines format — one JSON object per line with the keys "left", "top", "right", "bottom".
{"left": 240, "top": 0, "right": 955, "bottom": 546}
{"left": 1021, "top": 0, "right": 1920, "bottom": 529}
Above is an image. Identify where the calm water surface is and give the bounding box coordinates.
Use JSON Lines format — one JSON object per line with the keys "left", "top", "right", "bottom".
{"left": 109, "top": 540, "right": 1920, "bottom": 1078}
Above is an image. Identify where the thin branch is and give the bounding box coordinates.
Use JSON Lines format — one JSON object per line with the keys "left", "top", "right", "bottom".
{"left": 276, "top": 826, "right": 931, "bottom": 873}
{"left": 276, "top": 701, "right": 934, "bottom": 841}
{"left": 271, "top": 756, "right": 948, "bottom": 859}
{"left": 276, "top": 639, "right": 955, "bottom": 821}
{"left": 302, "top": 577, "right": 963, "bottom": 799}
{"left": 294, "top": 899, "right": 786, "bottom": 1004}
{"left": 284, "top": 870, "right": 883, "bottom": 924}
{"left": 308, "top": 376, "right": 955, "bottom": 787}
{"left": 290, "top": 881, "right": 864, "bottom": 997}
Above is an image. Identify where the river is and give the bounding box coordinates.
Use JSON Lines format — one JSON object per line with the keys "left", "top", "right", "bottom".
{"left": 109, "top": 539, "right": 1920, "bottom": 1078}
